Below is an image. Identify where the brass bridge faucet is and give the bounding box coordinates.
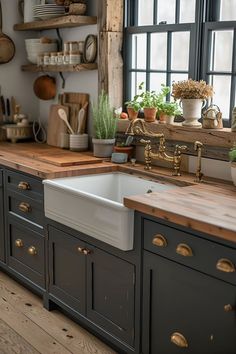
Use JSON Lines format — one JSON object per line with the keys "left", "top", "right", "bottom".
{"left": 194, "top": 141, "right": 204, "bottom": 182}
{"left": 126, "top": 118, "right": 187, "bottom": 176}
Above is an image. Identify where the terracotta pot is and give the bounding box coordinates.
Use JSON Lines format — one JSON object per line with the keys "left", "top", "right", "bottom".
{"left": 114, "top": 146, "right": 134, "bottom": 159}
{"left": 127, "top": 107, "right": 138, "bottom": 121}
{"left": 143, "top": 107, "right": 157, "bottom": 122}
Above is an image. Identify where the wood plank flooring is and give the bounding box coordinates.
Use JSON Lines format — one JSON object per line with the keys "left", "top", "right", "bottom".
{"left": 0, "top": 271, "right": 117, "bottom": 354}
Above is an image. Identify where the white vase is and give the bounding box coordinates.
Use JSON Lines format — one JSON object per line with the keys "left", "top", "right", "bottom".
{"left": 181, "top": 99, "right": 206, "bottom": 128}
{"left": 231, "top": 163, "right": 236, "bottom": 186}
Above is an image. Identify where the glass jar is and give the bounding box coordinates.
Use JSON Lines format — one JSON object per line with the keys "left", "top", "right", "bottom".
{"left": 43, "top": 52, "right": 50, "bottom": 65}
{"left": 57, "top": 51, "right": 64, "bottom": 65}
{"left": 69, "top": 52, "right": 81, "bottom": 65}
{"left": 50, "top": 52, "right": 58, "bottom": 65}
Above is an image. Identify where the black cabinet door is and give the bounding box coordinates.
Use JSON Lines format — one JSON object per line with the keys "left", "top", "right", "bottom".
{"left": 0, "top": 170, "right": 4, "bottom": 262}
{"left": 87, "top": 247, "right": 135, "bottom": 346}
{"left": 48, "top": 226, "right": 86, "bottom": 315}
{"left": 142, "top": 251, "right": 236, "bottom": 354}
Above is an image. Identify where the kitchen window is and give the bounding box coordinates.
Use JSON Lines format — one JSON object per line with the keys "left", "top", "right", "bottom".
{"left": 124, "top": 0, "right": 236, "bottom": 126}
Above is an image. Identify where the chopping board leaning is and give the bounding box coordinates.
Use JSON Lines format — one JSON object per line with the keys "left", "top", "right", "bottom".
{"left": 47, "top": 104, "right": 69, "bottom": 147}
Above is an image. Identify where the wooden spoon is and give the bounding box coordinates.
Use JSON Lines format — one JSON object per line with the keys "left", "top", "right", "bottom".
{"left": 58, "top": 108, "right": 74, "bottom": 135}
{"left": 0, "top": 0, "right": 15, "bottom": 64}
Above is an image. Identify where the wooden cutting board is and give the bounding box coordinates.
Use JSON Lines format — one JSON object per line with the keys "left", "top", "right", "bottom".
{"left": 35, "top": 152, "right": 102, "bottom": 167}
{"left": 47, "top": 104, "right": 69, "bottom": 147}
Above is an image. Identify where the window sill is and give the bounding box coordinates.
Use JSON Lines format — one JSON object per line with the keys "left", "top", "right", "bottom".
{"left": 117, "top": 119, "right": 236, "bottom": 148}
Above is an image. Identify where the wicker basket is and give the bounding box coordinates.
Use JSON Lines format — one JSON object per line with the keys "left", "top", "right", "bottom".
{"left": 4, "top": 124, "right": 33, "bottom": 143}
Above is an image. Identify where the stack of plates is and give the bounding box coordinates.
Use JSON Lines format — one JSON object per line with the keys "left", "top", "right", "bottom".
{"left": 33, "top": 4, "right": 65, "bottom": 20}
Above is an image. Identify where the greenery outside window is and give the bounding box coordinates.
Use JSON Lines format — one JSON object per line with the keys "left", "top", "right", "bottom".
{"left": 124, "top": 0, "right": 236, "bottom": 126}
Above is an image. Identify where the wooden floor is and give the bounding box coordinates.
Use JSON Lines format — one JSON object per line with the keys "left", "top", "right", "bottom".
{"left": 0, "top": 271, "right": 117, "bottom": 354}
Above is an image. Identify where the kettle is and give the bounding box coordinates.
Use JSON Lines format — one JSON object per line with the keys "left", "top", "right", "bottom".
{"left": 202, "top": 104, "right": 223, "bottom": 129}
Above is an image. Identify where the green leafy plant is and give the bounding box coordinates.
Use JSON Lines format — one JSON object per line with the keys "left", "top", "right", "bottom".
{"left": 229, "top": 144, "right": 236, "bottom": 162}
{"left": 125, "top": 95, "right": 141, "bottom": 112}
{"left": 158, "top": 101, "right": 182, "bottom": 116}
{"left": 92, "top": 91, "right": 117, "bottom": 139}
{"left": 138, "top": 82, "right": 171, "bottom": 109}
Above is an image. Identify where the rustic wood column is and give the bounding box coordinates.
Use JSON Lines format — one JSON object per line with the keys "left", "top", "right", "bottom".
{"left": 98, "top": 0, "right": 124, "bottom": 108}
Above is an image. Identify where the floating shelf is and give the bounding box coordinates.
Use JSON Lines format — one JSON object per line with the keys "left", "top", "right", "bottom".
{"left": 21, "top": 63, "right": 98, "bottom": 72}
{"left": 14, "top": 15, "right": 97, "bottom": 31}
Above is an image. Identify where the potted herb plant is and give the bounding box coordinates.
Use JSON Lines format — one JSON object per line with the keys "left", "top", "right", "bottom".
{"left": 92, "top": 91, "right": 118, "bottom": 157}
{"left": 158, "top": 101, "right": 182, "bottom": 124}
{"left": 125, "top": 95, "right": 141, "bottom": 121}
{"left": 172, "top": 79, "right": 213, "bottom": 128}
{"left": 229, "top": 144, "right": 236, "bottom": 186}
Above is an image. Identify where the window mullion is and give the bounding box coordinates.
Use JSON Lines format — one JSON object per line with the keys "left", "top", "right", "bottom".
{"left": 175, "top": 0, "right": 180, "bottom": 24}
{"left": 167, "top": 31, "right": 172, "bottom": 89}
{"left": 154, "top": 0, "right": 158, "bottom": 24}
{"left": 146, "top": 33, "right": 151, "bottom": 90}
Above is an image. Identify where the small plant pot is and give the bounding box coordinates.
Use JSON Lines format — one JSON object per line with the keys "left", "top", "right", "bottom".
{"left": 159, "top": 114, "right": 175, "bottom": 124}
{"left": 231, "top": 162, "right": 236, "bottom": 186}
{"left": 92, "top": 138, "right": 115, "bottom": 158}
{"left": 127, "top": 107, "right": 138, "bottom": 121}
{"left": 143, "top": 107, "right": 157, "bottom": 122}
{"left": 114, "top": 146, "right": 134, "bottom": 159}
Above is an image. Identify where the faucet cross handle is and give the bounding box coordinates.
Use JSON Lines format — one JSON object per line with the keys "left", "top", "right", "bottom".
{"left": 140, "top": 139, "right": 152, "bottom": 170}
{"left": 174, "top": 144, "right": 188, "bottom": 155}
{"left": 194, "top": 140, "right": 204, "bottom": 183}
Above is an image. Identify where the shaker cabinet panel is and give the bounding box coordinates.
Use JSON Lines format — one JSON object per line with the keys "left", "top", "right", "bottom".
{"left": 48, "top": 226, "right": 86, "bottom": 315}
{"left": 87, "top": 247, "right": 135, "bottom": 346}
{"left": 0, "top": 169, "right": 4, "bottom": 262}
{"left": 142, "top": 251, "right": 236, "bottom": 354}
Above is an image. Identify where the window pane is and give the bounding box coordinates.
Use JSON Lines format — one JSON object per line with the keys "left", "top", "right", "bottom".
{"left": 132, "top": 34, "right": 147, "bottom": 69}
{"left": 220, "top": 0, "right": 236, "bottom": 21}
{"left": 209, "top": 75, "right": 231, "bottom": 119}
{"left": 150, "top": 73, "right": 167, "bottom": 92}
{"left": 157, "top": 0, "right": 176, "bottom": 24}
{"left": 171, "top": 32, "right": 190, "bottom": 70}
{"left": 210, "top": 30, "right": 233, "bottom": 72}
{"left": 131, "top": 72, "right": 146, "bottom": 99}
{"left": 179, "top": 0, "right": 196, "bottom": 23}
{"left": 138, "top": 0, "right": 154, "bottom": 25}
{"left": 150, "top": 33, "right": 167, "bottom": 70}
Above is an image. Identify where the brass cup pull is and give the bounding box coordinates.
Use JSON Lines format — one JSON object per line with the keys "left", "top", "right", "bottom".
{"left": 224, "top": 304, "right": 234, "bottom": 312}
{"left": 15, "top": 239, "right": 24, "bottom": 248}
{"left": 77, "top": 247, "right": 85, "bottom": 253}
{"left": 171, "top": 332, "right": 188, "bottom": 348}
{"left": 152, "top": 234, "right": 168, "bottom": 248}
{"left": 83, "top": 248, "right": 91, "bottom": 255}
{"left": 216, "top": 258, "right": 235, "bottom": 273}
{"left": 176, "top": 243, "right": 193, "bottom": 257}
{"left": 18, "top": 202, "right": 31, "bottom": 213}
{"left": 28, "top": 246, "right": 37, "bottom": 256}
{"left": 18, "top": 181, "right": 30, "bottom": 190}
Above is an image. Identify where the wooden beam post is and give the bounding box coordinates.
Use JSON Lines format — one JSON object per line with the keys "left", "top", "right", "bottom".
{"left": 98, "top": 0, "right": 124, "bottom": 108}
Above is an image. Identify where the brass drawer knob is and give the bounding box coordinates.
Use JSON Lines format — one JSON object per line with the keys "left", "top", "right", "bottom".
{"left": 28, "top": 246, "right": 37, "bottom": 256}
{"left": 216, "top": 258, "right": 235, "bottom": 273}
{"left": 18, "top": 181, "right": 30, "bottom": 190}
{"left": 18, "top": 202, "right": 31, "bottom": 213}
{"left": 171, "top": 332, "right": 188, "bottom": 348}
{"left": 224, "top": 304, "right": 234, "bottom": 312}
{"left": 77, "top": 247, "right": 85, "bottom": 253}
{"left": 152, "top": 234, "right": 168, "bottom": 247}
{"left": 83, "top": 248, "right": 91, "bottom": 255}
{"left": 176, "top": 243, "right": 193, "bottom": 257}
{"left": 15, "top": 239, "right": 24, "bottom": 248}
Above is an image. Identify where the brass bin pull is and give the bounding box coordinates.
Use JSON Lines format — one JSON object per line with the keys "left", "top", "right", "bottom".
{"left": 19, "top": 202, "right": 31, "bottom": 213}
{"left": 224, "top": 304, "right": 234, "bottom": 312}
{"left": 171, "top": 332, "right": 188, "bottom": 348}
{"left": 18, "top": 181, "right": 30, "bottom": 190}
{"left": 152, "top": 234, "right": 168, "bottom": 247}
{"left": 15, "top": 239, "right": 24, "bottom": 248}
{"left": 176, "top": 243, "right": 193, "bottom": 257}
{"left": 216, "top": 258, "right": 235, "bottom": 273}
{"left": 28, "top": 246, "right": 37, "bottom": 256}
{"left": 77, "top": 247, "right": 85, "bottom": 253}
{"left": 83, "top": 248, "right": 91, "bottom": 255}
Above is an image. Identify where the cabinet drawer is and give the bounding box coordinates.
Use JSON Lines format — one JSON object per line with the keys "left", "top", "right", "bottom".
{"left": 7, "top": 220, "right": 45, "bottom": 288}
{"left": 6, "top": 170, "right": 43, "bottom": 200}
{"left": 143, "top": 218, "right": 236, "bottom": 285}
{"left": 7, "top": 192, "right": 44, "bottom": 229}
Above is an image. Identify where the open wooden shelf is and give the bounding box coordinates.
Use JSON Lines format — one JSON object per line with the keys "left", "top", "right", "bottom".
{"left": 21, "top": 63, "right": 98, "bottom": 72}
{"left": 14, "top": 15, "right": 97, "bottom": 31}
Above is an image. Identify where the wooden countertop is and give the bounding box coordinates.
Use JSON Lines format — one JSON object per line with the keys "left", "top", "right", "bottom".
{"left": 0, "top": 142, "right": 235, "bottom": 244}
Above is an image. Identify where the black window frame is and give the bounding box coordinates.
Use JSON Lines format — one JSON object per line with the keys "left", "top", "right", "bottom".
{"left": 124, "top": 0, "right": 236, "bottom": 127}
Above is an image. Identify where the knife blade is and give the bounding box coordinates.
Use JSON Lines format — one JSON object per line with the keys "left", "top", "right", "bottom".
{"left": 0, "top": 96, "right": 5, "bottom": 122}
{"left": 6, "top": 98, "right": 10, "bottom": 121}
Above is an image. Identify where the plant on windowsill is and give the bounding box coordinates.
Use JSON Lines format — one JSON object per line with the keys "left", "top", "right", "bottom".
{"left": 229, "top": 144, "right": 236, "bottom": 186}
{"left": 92, "top": 91, "right": 118, "bottom": 157}
{"left": 158, "top": 101, "right": 182, "bottom": 124}
{"left": 125, "top": 95, "right": 141, "bottom": 121}
{"left": 138, "top": 82, "right": 170, "bottom": 123}
{"left": 172, "top": 79, "right": 214, "bottom": 128}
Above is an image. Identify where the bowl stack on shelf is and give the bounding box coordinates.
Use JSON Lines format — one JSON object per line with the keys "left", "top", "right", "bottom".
{"left": 25, "top": 38, "right": 58, "bottom": 64}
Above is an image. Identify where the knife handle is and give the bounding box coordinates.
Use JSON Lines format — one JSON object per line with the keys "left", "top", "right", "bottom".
{"left": 6, "top": 98, "right": 10, "bottom": 119}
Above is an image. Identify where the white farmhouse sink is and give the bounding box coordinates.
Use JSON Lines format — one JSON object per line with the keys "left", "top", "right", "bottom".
{"left": 43, "top": 172, "right": 175, "bottom": 251}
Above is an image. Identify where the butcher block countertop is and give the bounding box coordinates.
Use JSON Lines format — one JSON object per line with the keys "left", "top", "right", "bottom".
{"left": 0, "top": 142, "right": 236, "bottom": 244}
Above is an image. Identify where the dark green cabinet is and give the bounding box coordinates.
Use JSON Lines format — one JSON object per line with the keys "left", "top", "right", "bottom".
{"left": 0, "top": 169, "right": 4, "bottom": 262}
{"left": 48, "top": 225, "right": 136, "bottom": 348}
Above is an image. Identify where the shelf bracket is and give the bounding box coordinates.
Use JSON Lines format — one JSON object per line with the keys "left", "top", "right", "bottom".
{"left": 56, "top": 28, "right": 63, "bottom": 51}
{"left": 59, "top": 72, "right": 66, "bottom": 89}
